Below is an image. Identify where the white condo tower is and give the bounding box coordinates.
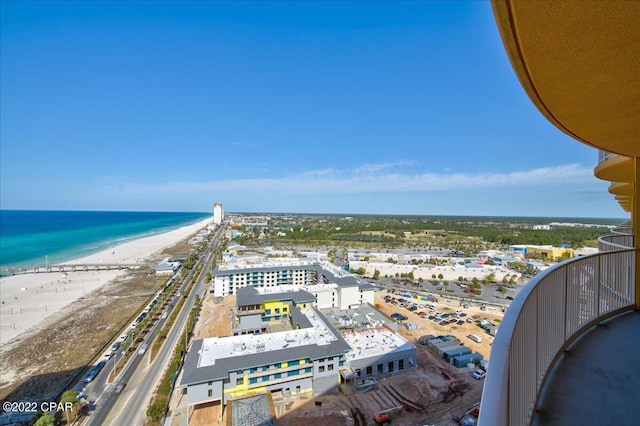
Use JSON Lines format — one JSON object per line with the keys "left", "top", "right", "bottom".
{"left": 213, "top": 202, "right": 224, "bottom": 225}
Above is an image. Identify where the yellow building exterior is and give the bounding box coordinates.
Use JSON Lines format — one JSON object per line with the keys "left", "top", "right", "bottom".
{"left": 526, "top": 246, "right": 573, "bottom": 262}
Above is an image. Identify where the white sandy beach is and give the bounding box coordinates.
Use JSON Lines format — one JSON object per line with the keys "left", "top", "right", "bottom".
{"left": 0, "top": 217, "right": 212, "bottom": 346}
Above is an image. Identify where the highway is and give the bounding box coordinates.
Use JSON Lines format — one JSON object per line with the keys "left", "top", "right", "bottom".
{"left": 82, "top": 224, "right": 225, "bottom": 426}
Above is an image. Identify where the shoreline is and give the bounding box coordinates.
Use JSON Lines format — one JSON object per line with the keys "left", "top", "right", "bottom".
{"left": 0, "top": 217, "right": 213, "bottom": 347}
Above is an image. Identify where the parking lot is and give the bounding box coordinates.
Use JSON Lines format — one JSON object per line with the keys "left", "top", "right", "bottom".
{"left": 374, "top": 290, "right": 502, "bottom": 360}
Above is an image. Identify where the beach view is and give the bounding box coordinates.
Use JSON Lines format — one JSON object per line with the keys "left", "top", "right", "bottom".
{"left": 1, "top": 2, "right": 638, "bottom": 426}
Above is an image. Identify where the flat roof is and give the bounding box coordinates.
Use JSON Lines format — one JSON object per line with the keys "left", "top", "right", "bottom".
{"left": 214, "top": 262, "right": 315, "bottom": 275}
{"left": 342, "top": 328, "right": 414, "bottom": 363}
{"left": 320, "top": 304, "right": 415, "bottom": 363}
{"left": 180, "top": 306, "right": 351, "bottom": 386}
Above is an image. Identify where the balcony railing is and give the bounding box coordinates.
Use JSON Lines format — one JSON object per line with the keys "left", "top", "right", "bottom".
{"left": 611, "top": 222, "right": 632, "bottom": 235}
{"left": 597, "top": 150, "right": 618, "bottom": 163}
{"left": 599, "top": 233, "right": 634, "bottom": 252}
{"left": 478, "top": 248, "right": 637, "bottom": 426}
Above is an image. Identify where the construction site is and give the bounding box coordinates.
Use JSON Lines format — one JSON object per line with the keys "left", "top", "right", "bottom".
{"left": 167, "top": 289, "right": 500, "bottom": 426}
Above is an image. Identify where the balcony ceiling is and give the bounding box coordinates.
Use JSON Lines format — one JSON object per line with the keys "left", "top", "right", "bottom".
{"left": 609, "top": 182, "right": 632, "bottom": 197}
{"left": 594, "top": 155, "right": 633, "bottom": 182}
{"left": 492, "top": 1, "right": 640, "bottom": 156}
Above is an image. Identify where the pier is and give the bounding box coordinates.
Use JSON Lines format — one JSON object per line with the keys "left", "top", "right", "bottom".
{"left": 2, "top": 263, "right": 142, "bottom": 277}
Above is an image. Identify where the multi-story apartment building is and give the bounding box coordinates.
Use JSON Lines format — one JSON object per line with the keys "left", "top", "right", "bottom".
{"left": 231, "top": 286, "right": 316, "bottom": 336}
{"left": 179, "top": 286, "right": 416, "bottom": 418}
{"left": 213, "top": 202, "right": 224, "bottom": 225}
{"left": 479, "top": 2, "right": 639, "bottom": 425}
{"left": 212, "top": 262, "right": 376, "bottom": 309}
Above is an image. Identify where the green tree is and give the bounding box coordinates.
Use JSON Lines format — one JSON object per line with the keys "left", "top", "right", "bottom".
{"left": 499, "top": 286, "right": 507, "bottom": 295}
{"left": 356, "top": 267, "right": 366, "bottom": 276}
{"left": 34, "top": 412, "right": 55, "bottom": 426}
{"left": 373, "top": 269, "right": 380, "bottom": 279}
{"left": 437, "top": 273, "right": 444, "bottom": 280}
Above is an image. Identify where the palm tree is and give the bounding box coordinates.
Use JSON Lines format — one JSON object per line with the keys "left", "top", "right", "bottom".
{"left": 60, "top": 390, "right": 79, "bottom": 425}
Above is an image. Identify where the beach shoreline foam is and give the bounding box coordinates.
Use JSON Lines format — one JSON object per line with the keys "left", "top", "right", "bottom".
{"left": 0, "top": 217, "right": 212, "bottom": 347}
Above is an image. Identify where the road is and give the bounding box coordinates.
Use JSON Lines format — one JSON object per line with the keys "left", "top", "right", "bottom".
{"left": 83, "top": 224, "right": 225, "bottom": 426}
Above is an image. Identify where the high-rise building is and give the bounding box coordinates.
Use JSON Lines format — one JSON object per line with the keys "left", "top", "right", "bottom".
{"left": 213, "top": 202, "right": 224, "bottom": 225}
{"left": 479, "top": 2, "right": 639, "bottom": 425}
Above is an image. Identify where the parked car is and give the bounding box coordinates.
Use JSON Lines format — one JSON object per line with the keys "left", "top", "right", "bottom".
{"left": 83, "top": 361, "right": 106, "bottom": 383}
{"left": 473, "top": 369, "right": 486, "bottom": 380}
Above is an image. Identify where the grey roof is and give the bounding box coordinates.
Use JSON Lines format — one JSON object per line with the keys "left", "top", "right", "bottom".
{"left": 288, "top": 305, "right": 313, "bottom": 329}
{"left": 358, "top": 282, "right": 377, "bottom": 291}
{"left": 180, "top": 306, "right": 351, "bottom": 387}
{"left": 442, "top": 345, "right": 472, "bottom": 356}
{"left": 318, "top": 267, "right": 359, "bottom": 288}
{"left": 236, "top": 286, "right": 315, "bottom": 307}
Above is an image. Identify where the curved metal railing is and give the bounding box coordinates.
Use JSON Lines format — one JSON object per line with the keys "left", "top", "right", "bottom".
{"left": 599, "top": 233, "right": 633, "bottom": 252}
{"left": 610, "top": 222, "right": 632, "bottom": 235}
{"left": 598, "top": 150, "right": 618, "bottom": 163}
{"left": 478, "top": 248, "right": 637, "bottom": 426}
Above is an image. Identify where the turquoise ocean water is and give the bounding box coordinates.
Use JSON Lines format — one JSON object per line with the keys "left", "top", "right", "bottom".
{"left": 0, "top": 210, "right": 211, "bottom": 268}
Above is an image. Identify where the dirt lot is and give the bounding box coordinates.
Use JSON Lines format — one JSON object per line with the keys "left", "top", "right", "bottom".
{"left": 175, "top": 291, "right": 501, "bottom": 426}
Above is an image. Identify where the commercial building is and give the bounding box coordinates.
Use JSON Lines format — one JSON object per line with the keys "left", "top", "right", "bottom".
{"left": 154, "top": 257, "right": 181, "bottom": 275}
{"left": 524, "top": 245, "right": 573, "bottom": 261}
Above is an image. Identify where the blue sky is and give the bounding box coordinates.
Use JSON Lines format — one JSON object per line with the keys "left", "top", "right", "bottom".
{"left": 0, "top": 1, "right": 624, "bottom": 218}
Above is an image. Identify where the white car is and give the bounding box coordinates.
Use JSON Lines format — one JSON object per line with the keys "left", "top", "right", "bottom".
{"left": 138, "top": 343, "right": 148, "bottom": 355}
{"left": 472, "top": 369, "right": 486, "bottom": 380}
